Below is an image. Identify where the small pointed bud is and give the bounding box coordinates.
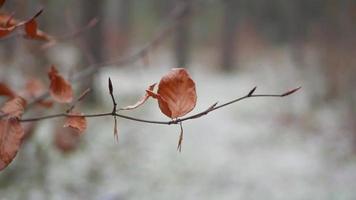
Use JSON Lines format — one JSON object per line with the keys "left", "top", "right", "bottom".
{"left": 281, "top": 87, "right": 301, "bottom": 97}
{"left": 108, "top": 78, "right": 113, "bottom": 95}
{"left": 247, "top": 87, "right": 257, "bottom": 97}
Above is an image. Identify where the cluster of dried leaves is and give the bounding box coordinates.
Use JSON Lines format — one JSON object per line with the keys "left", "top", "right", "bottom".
{"left": 0, "top": 0, "right": 200, "bottom": 171}
{"left": 0, "top": 3, "right": 53, "bottom": 42}
{"left": 0, "top": 66, "right": 86, "bottom": 170}
{"left": 0, "top": 65, "right": 200, "bottom": 170}
{"left": 0, "top": 0, "right": 300, "bottom": 172}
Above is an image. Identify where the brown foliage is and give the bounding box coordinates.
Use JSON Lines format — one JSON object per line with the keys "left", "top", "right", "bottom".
{"left": 63, "top": 112, "right": 87, "bottom": 134}
{"left": 1, "top": 97, "right": 27, "bottom": 118}
{"left": 121, "top": 68, "right": 197, "bottom": 119}
{"left": 0, "top": 82, "right": 16, "bottom": 98}
{"left": 0, "top": 119, "right": 25, "bottom": 170}
{"left": 54, "top": 127, "right": 81, "bottom": 153}
{"left": 48, "top": 66, "right": 73, "bottom": 103}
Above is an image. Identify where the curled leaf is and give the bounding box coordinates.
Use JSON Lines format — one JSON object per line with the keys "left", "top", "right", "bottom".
{"left": 63, "top": 112, "right": 87, "bottom": 134}
{"left": 23, "top": 9, "right": 52, "bottom": 41}
{"left": 0, "top": 82, "right": 16, "bottom": 98}
{"left": 48, "top": 65, "right": 73, "bottom": 103}
{"left": 0, "top": 97, "right": 27, "bottom": 118}
{"left": 156, "top": 68, "right": 197, "bottom": 118}
{"left": 120, "top": 83, "right": 157, "bottom": 110}
{"left": 0, "top": 118, "right": 25, "bottom": 171}
{"left": 24, "top": 17, "right": 37, "bottom": 38}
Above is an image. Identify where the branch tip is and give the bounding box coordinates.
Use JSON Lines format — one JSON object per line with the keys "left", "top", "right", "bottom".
{"left": 108, "top": 77, "right": 113, "bottom": 95}
{"left": 281, "top": 86, "right": 301, "bottom": 97}
{"left": 248, "top": 87, "right": 257, "bottom": 97}
{"left": 33, "top": 8, "right": 44, "bottom": 19}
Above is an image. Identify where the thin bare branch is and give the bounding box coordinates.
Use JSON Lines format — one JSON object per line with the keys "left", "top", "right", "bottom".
{"left": 66, "top": 88, "right": 91, "bottom": 113}
{"left": 20, "top": 1, "right": 192, "bottom": 113}
{"left": 19, "top": 87, "right": 301, "bottom": 125}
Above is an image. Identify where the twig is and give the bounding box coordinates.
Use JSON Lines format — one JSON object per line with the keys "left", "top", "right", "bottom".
{"left": 19, "top": 87, "right": 301, "bottom": 124}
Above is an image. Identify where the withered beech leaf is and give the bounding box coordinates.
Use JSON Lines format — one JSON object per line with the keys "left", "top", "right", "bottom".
{"left": 0, "top": 13, "right": 17, "bottom": 38}
{"left": 0, "top": 118, "right": 25, "bottom": 171}
{"left": 54, "top": 127, "right": 81, "bottom": 153}
{"left": 120, "top": 83, "right": 157, "bottom": 110}
{"left": 0, "top": 0, "right": 5, "bottom": 8}
{"left": 156, "top": 68, "right": 197, "bottom": 118}
{"left": 0, "top": 13, "right": 17, "bottom": 27}
{"left": 25, "top": 78, "right": 46, "bottom": 98}
{"left": 4, "top": 13, "right": 14, "bottom": 27}
{"left": 48, "top": 65, "right": 73, "bottom": 103}
{"left": 24, "top": 18, "right": 37, "bottom": 38}
{"left": 0, "top": 26, "right": 15, "bottom": 38}
{"left": 37, "top": 100, "right": 54, "bottom": 108}
{"left": 0, "top": 97, "right": 27, "bottom": 118}
{"left": 0, "top": 82, "right": 16, "bottom": 98}
{"left": 63, "top": 112, "right": 87, "bottom": 134}
{"left": 23, "top": 9, "right": 52, "bottom": 41}
{"left": 25, "top": 78, "right": 54, "bottom": 108}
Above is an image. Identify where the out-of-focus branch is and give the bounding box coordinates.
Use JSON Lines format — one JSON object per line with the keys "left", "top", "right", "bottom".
{"left": 23, "top": 1, "right": 192, "bottom": 111}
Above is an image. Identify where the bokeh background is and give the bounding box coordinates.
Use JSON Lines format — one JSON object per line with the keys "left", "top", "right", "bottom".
{"left": 1, "top": 0, "right": 356, "bottom": 199}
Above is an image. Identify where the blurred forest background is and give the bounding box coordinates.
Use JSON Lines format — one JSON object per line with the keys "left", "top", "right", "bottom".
{"left": 1, "top": 0, "right": 356, "bottom": 199}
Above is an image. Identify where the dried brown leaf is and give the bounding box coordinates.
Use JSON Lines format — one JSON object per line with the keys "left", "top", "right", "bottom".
{"left": 63, "top": 112, "right": 87, "bottom": 134}
{"left": 0, "top": 0, "right": 5, "bottom": 8}
{"left": 156, "top": 68, "right": 197, "bottom": 118}
{"left": 0, "top": 97, "right": 27, "bottom": 118}
{"left": 37, "top": 100, "right": 54, "bottom": 108}
{"left": 0, "top": 26, "right": 15, "bottom": 38}
{"left": 25, "top": 78, "right": 53, "bottom": 108}
{"left": 54, "top": 127, "right": 81, "bottom": 153}
{"left": 0, "top": 82, "right": 16, "bottom": 98}
{"left": 0, "top": 118, "right": 25, "bottom": 171}
{"left": 25, "top": 78, "right": 46, "bottom": 98}
{"left": 24, "top": 18, "right": 37, "bottom": 38}
{"left": 48, "top": 65, "right": 73, "bottom": 103}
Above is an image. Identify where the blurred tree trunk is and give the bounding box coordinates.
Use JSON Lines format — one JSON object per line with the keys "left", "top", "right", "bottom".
{"left": 174, "top": 0, "right": 192, "bottom": 68}
{"left": 116, "top": 0, "right": 132, "bottom": 57}
{"left": 221, "top": 0, "right": 240, "bottom": 71}
{"left": 80, "top": 0, "right": 104, "bottom": 102}
{"left": 81, "top": 0, "right": 104, "bottom": 63}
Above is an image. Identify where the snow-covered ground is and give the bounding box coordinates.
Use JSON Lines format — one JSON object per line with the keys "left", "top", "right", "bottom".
{"left": 1, "top": 48, "right": 355, "bottom": 200}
